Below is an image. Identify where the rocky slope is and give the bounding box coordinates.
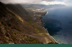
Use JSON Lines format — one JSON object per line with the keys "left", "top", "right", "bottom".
{"left": 0, "top": 2, "right": 57, "bottom": 44}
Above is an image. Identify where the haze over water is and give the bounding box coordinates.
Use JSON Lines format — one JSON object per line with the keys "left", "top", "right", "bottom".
{"left": 42, "top": 6, "right": 72, "bottom": 44}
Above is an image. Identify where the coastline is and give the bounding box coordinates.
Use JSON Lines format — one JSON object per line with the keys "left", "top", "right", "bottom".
{"left": 40, "top": 11, "right": 59, "bottom": 44}
{"left": 0, "top": 2, "right": 59, "bottom": 44}
{"left": 25, "top": 8, "right": 58, "bottom": 44}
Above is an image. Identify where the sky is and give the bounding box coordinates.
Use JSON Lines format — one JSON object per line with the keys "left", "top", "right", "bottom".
{"left": 0, "top": 0, "right": 72, "bottom": 6}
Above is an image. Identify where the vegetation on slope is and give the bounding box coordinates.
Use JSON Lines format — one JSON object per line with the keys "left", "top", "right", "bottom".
{"left": 0, "top": 2, "right": 43, "bottom": 44}
{"left": 0, "top": 2, "right": 58, "bottom": 44}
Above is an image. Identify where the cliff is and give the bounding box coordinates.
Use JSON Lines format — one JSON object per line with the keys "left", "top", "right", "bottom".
{"left": 0, "top": 2, "right": 57, "bottom": 44}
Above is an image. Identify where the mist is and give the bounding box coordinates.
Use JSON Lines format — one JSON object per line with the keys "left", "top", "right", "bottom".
{"left": 0, "top": 0, "right": 56, "bottom": 4}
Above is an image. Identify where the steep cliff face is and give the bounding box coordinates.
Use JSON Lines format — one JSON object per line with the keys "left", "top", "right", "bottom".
{"left": 0, "top": 2, "right": 57, "bottom": 44}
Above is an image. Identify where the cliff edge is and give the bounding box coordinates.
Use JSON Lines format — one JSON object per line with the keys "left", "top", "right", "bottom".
{"left": 0, "top": 2, "right": 57, "bottom": 44}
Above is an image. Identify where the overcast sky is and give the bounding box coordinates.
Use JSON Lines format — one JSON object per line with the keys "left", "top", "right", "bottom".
{"left": 0, "top": 0, "right": 72, "bottom": 6}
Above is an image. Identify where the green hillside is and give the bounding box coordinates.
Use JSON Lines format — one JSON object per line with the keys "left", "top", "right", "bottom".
{"left": 0, "top": 2, "right": 57, "bottom": 44}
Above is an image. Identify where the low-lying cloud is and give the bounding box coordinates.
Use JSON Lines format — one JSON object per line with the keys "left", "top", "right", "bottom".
{"left": 0, "top": 0, "right": 71, "bottom": 6}
{"left": 0, "top": 0, "right": 56, "bottom": 4}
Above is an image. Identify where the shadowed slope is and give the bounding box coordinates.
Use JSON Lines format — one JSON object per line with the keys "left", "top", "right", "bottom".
{"left": 0, "top": 2, "right": 57, "bottom": 44}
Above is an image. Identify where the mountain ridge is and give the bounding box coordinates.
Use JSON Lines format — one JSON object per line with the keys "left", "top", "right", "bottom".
{"left": 0, "top": 2, "right": 57, "bottom": 44}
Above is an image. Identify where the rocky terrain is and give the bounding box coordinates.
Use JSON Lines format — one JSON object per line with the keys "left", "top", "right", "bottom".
{"left": 0, "top": 2, "right": 57, "bottom": 44}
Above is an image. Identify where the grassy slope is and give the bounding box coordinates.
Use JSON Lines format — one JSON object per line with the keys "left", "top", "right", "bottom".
{"left": 6, "top": 4, "right": 58, "bottom": 44}
{"left": 0, "top": 2, "right": 43, "bottom": 44}
{"left": 0, "top": 2, "right": 57, "bottom": 44}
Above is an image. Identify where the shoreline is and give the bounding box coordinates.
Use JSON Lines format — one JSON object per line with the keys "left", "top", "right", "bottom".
{"left": 26, "top": 8, "right": 58, "bottom": 44}
{"left": 40, "top": 11, "right": 59, "bottom": 44}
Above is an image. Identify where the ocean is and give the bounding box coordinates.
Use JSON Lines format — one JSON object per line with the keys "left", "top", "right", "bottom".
{"left": 41, "top": 7, "right": 72, "bottom": 44}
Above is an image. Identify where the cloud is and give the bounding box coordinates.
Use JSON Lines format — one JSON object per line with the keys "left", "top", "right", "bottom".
{"left": 62, "top": 0, "right": 72, "bottom": 6}
{"left": 42, "top": 0, "right": 56, "bottom": 2}
{"left": 0, "top": 0, "right": 56, "bottom": 4}
{"left": 0, "top": 0, "right": 67, "bottom": 5}
{"left": 40, "top": 1, "right": 65, "bottom": 5}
